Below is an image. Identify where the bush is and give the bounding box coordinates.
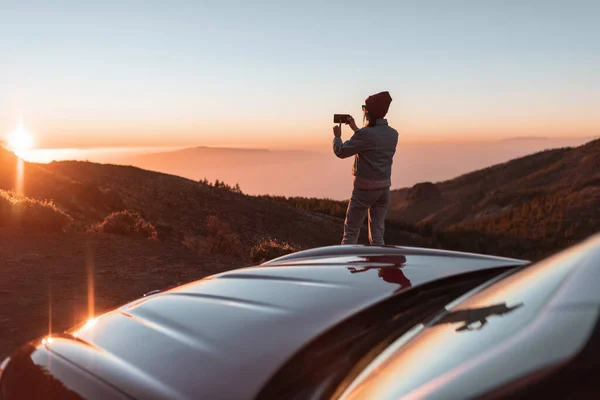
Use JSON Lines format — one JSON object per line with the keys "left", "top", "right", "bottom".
{"left": 90, "top": 210, "right": 158, "bottom": 240}
{"left": 0, "top": 190, "right": 72, "bottom": 232}
{"left": 200, "top": 215, "right": 243, "bottom": 256}
{"left": 250, "top": 238, "right": 299, "bottom": 264}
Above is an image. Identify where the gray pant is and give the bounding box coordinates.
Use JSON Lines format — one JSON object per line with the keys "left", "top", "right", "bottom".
{"left": 342, "top": 187, "right": 391, "bottom": 245}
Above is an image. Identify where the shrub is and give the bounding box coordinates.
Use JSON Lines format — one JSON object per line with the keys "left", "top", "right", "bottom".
{"left": 0, "top": 190, "right": 72, "bottom": 232}
{"left": 250, "top": 238, "right": 299, "bottom": 264}
{"left": 200, "top": 215, "right": 243, "bottom": 256}
{"left": 91, "top": 210, "right": 158, "bottom": 240}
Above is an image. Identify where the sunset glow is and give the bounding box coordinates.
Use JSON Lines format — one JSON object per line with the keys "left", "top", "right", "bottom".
{"left": 0, "top": 2, "right": 598, "bottom": 150}
{"left": 6, "top": 122, "right": 35, "bottom": 153}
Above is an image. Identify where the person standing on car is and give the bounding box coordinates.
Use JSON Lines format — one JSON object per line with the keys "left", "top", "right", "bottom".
{"left": 333, "top": 91, "right": 398, "bottom": 245}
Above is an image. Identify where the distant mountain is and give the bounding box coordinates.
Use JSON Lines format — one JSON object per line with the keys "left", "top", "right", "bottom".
{"left": 100, "top": 146, "right": 345, "bottom": 199}
{"left": 388, "top": 138, "right": 600, "bottom": 249}
{"left": 112, "top": 146, "right": 323, "bottom": 165}
{"left": 93, "top": 137, "right": 596, "bottom": 200}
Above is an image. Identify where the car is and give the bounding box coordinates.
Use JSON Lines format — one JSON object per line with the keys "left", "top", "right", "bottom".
{"left": 0, "top": 235, "right": 599, "bottom": 400}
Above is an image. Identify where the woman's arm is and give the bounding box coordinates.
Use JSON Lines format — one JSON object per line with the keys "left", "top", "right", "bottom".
{"left": 332, "top": 129, "right": 371, "bottom": 159}
{"left": 332, "top": 115, "right": 369, "bottom": 158}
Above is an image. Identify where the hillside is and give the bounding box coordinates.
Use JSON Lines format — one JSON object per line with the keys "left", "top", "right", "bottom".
{"left": 388, "top": 138, "right": 600, "bottom": 252}
{"left": 5, "top": 139, "right": 598, "bottom": 261}
{"left": 0, "top": 147, "right": 348, "bottom": 252}
{"left": 1, "top": 147, "right": 434, "bottom": 254}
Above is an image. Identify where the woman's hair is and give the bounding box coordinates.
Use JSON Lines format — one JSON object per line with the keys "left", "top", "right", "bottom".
{"left": 364, "top": 111, "right": 377, "bottom": 127}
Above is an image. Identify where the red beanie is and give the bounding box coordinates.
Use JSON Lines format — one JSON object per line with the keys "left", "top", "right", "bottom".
{"left": 365, "top": 91, "right": 393, "bottom": 118}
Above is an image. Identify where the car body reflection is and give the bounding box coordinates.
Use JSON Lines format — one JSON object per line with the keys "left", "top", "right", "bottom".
{"left": 431, "top": 302, "right": 525, "bottom": 332}
{"left": 1, "top": 344, "right": 84, "bottom": 400}
{"left": 348, "top": 255, "right": 411, "bottom": 293}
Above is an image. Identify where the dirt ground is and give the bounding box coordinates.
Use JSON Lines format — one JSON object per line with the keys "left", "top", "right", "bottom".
{"left": 0, "top": 229, "right": 245, "bottom": 358}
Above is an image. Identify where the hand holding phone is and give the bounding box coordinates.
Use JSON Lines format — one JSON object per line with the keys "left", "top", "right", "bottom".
{"left": 333, "top": 114, "right": 351, "bottom": 124}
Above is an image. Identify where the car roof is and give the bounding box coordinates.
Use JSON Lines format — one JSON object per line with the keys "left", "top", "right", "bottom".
{"left": 42, "top": 246, "right": 526, "bottom": 400}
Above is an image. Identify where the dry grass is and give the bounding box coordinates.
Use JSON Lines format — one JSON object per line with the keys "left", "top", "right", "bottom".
{"left": 250, "top": 238, "right": 299, "bottom": 264}
{"left": 181, "top": 216, "right": 243, "bottom": 257}
{"left": 90, "top": 210, "right": 158, "bottom": 240}
{"left": 0, "top": 190, "right": 72, "bottom": 232}
{"left": 203, "top": 215, "right": 243, "bottom": 256}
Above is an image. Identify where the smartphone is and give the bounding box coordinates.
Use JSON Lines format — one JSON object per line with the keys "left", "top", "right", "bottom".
{"left": 333, "top": 114, "right": 351, "bottom": 124}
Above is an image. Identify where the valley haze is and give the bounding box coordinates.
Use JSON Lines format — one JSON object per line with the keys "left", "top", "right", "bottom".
{"left": 20, "top": 136, "right": 597, "bottom": 199}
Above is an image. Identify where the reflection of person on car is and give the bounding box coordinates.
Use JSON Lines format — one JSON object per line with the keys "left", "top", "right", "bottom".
{"left": 377, "top": 268, "right": 412, "bottom": 292}
{"left": 430, "top": 302, "right": 524, "bottom": 332}
{"left": 347, "top": 255, "right": 411, "bottom": 293}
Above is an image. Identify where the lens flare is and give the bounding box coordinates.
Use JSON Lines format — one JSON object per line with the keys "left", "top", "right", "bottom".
{"left": 16, "top": 158, "right": 24, "bottom": 194}
{"left": 87, "top": 243, "right": 95, "bottom": 319}
{"left": 6, "top": 121, "right": 34, "bottom": 152}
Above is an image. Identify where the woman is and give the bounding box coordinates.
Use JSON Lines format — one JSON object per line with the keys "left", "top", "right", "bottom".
{"left": 332, "top": 91, "right": 398, "bottom": 245}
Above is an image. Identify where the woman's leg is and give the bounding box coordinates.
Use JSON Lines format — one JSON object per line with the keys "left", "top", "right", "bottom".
{"left": 342, "top": 188, "right": 370, "bottom": 245}
{"left": 368, "top": 188, "right": 391, "bottom": 245}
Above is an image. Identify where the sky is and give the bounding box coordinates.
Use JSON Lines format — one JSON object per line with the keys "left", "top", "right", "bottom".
{"left": 0, "top": 0, "right": 599, "bottom": 150}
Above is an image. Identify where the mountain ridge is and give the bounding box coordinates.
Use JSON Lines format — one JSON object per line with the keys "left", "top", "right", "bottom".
{"left": 388, "top": 138, "right": 600, "bottom": 247}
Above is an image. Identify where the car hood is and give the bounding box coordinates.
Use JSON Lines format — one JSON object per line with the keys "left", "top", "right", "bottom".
{"left": 41, "top": 246, "right": 527, "bottom": 400}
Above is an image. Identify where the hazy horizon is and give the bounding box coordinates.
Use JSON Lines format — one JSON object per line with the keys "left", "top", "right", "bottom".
{"left": 15, "top": 134, "right": 599, "bottom": 157}
{"left": 12, "top": 135, "right": 596, "bottom": 200}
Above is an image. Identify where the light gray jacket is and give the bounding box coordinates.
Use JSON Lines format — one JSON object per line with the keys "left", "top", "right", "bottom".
{"left": 333, "top": 118, "right": 398, "bottom": 190}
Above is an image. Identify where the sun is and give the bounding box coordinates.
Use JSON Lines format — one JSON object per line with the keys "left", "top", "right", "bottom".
{"left": 6, "top": 123, "right": 35, "bottom": 152}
